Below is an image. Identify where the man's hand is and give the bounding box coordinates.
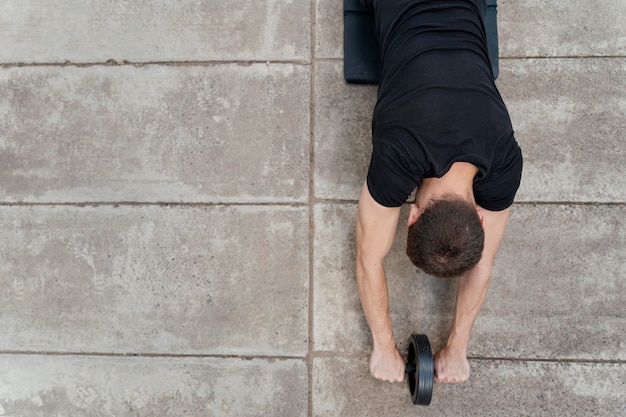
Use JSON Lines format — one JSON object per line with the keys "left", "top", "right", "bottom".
{"left": 433, "top": 345, "right": 470, "bottom": 383}
{"left": 370, "top": 345, "right": 406, "bottom": 382}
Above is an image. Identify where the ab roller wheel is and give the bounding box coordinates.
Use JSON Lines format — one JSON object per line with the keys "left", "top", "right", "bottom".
{"left": 404, "top": 334, "right": 434, "bottom": 406}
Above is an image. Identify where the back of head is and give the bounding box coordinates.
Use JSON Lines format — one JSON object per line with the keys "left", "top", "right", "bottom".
{"left": 406, "top": 196, "right": 484, "bottom": 278}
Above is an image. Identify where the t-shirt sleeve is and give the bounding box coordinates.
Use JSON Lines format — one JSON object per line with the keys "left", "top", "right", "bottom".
{"left": 474, "top": 139, "right": 523, "bottom": 211}
{"left": 366, "top": 139, "right": 422, "bottom": 207}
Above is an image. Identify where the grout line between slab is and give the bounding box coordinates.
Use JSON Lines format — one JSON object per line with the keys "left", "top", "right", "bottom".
{"left": 2, "top": 349, "right": 624, "bottom": 366}
{"left": 0, "top": 350, "right": 305, "bottom": 360}
{"left": 1, "top": 56, "right": 623, "bottom": 69}
{"left": 467, "top": 356, "right": 626, "bottom": 365}
{"left": 0, "top": 201, "right": 310, "bottom": 208}
{"left": 2, "top": 201, "right": 625, "bottom": 208}
{"left": 0, "top": 59, "right": 311, "bottom": 68}
{"left": 307, "top": 1, "right": 317, "bottom": 416}
{"left": 307, "top": 350, "right": 626, "bottom": 365}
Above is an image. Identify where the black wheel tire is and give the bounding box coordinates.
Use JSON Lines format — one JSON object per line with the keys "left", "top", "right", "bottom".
{"left": 407, "top": 334, "right": 434, "bottom": 406}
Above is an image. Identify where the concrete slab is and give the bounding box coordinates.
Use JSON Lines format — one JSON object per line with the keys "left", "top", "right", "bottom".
{"left": 313, "top": 62, "right": 376, "bottom": 201}
{"left": 315, "top": 0, "right": 343, "bottom": 59}
{"left": 499, "top": 0, "right": 626, "bottom": 57}
{"left": 313, "top": 356, "right": 626, "bottom": 417}
{"left": 0, "top": 205, "right": 309, "bottom": 356}
{"left": 0, "top": 355, "right": 307, "bottom": 417}
{"left": 313, "top": 204, "right": 626, "bottom": 360}
{"left": 0, "top": 64, "right": 310, "bottom": 203}
{"left": 499, "top": 58, "right": 626, "bottom": 203}
{"left": 313, "top": 204, "right": 368, "bottom": 352}
{"left": 475, "top": 204, "right": 626, "bottom": 361}
{"left": 0, "top": 0, "right": 311, "bottom": 63}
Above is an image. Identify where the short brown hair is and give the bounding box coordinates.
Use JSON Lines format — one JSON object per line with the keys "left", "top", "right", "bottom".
{"left": 406, "top": 196, "right": 484, "bottom": 278}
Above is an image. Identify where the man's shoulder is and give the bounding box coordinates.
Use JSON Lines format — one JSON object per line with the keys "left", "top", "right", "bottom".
{"left": 474, "top": 138, "right": 523, "bottom": 211}
{"left": 367, "top": 139, "right": 425, "bottom": 208}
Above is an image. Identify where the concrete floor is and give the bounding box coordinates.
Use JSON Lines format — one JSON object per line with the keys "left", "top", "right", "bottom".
{"left": 1, "top": 0, "right": 625, "bottom": 416}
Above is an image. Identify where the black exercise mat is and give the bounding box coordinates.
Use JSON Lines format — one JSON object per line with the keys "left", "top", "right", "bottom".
{"left": 344, "top": 0, "right": 499, "bottom": 84}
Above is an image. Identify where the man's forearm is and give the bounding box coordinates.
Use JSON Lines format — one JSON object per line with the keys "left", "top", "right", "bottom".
{"left": 446, "top": 207, "right": 510, "bottom": 354}
{"left": 357, "top": 257, "right": 406, "bottom": 382}
{"left": 356, "top": 259, "right": 395, "bottom": 350}
{"left": 446, "top": 261, "right": 493, "bottom": 354}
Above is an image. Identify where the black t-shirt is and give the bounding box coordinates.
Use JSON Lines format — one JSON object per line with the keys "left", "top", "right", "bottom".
{"left": 364, "top": 0, "right": 523, "bottom": 210}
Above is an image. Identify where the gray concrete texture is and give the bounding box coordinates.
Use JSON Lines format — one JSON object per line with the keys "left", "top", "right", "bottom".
{"left": 1, "top": 206, "right": 308, "bottom": 356}
{"left": 0, "top": 0, "right": 311, "bottom": 63}
{"left": 0, "top": 355, "right": 307, "bottom": 417}
{"left": 0, "top": 0, "right": 625, "bottom": 416}
{"left": 1, "top": 65, "right": 310, "bottom": 203}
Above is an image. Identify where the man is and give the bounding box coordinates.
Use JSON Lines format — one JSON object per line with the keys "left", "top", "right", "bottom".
{"left": 355, "top": 0, "right": 523, "bottom": 384}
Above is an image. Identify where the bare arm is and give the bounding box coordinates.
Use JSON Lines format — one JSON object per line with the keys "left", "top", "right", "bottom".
{"left": 355, "top": 182, "right": 405, "bottom": 382}
{"left": 434, "top": 207, "right": 511, "bottom": 383}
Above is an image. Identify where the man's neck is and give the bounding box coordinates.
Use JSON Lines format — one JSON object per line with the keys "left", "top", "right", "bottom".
{"left": 416, "top": 162, "right": 478, "bottom": 207}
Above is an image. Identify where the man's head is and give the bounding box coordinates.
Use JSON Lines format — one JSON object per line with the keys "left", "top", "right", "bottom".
{"left": 406, "top": 196, "right": 484, "bottom": 278}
